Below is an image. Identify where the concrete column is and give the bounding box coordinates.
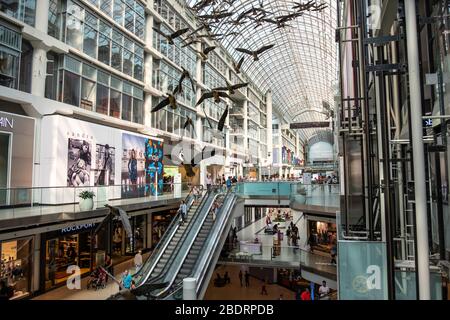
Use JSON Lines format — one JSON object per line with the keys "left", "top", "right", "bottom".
{"left": 404, "top": 1, "right": 431, "bottom": 300}
{"left": 273, "top": 268, "right": 277, "bottom": 283}
{"left": 34, "top": 0, "right": 49, "bottom": 33}
{"left": 30, "top": 42, "right": 48, "bottom": 97}
{"left": 183, "top": 278, "right": 197, "bottom": 300}
{"left": 145, "top": 12, "right": 154, "bottom": 50}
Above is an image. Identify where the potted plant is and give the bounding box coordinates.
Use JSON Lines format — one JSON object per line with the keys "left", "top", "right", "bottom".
{"left": 79, "top": 190, "right": 95, "bottom": 211}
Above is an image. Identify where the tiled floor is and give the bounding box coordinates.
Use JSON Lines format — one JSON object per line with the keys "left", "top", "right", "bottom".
{"left": 234, "top": 208, "right": 336, "bottom": 275}
{"left": 204, "top": 265, "right": 295, "bottom": 300}
{"left": 33, "top": 253, "right": 151, "bottom": 300}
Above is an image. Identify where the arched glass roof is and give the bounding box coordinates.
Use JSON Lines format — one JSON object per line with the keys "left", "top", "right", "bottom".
{"left": 185, "top": 0, "right": 338, "bottom": 143}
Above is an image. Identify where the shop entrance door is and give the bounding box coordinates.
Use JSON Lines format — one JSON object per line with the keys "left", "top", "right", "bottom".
{"left": 0, "top": 132, "right": 11, "bottom": 206}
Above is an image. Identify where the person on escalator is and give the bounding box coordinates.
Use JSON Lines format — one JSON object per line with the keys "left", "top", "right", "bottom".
{"left": 179, "top": 200, "right": 187, "bottom": 225}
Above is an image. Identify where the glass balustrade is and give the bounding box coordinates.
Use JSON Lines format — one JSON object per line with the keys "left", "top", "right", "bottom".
{"left": 0, "top": 183, "right": 190, "bottom": 220}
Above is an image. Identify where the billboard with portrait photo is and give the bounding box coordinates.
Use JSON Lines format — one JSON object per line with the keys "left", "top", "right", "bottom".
{"left": 67, "top": 138, "right": 92, "bottom": 186}
{"left": 121, "top": 133, "right": 163, "bottom": 198}
{"left": 94, "top": 143, "right": 115, "bottom": 186}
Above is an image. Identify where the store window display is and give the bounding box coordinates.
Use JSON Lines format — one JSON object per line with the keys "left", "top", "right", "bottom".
{"left": 112, "top": 215, "right": 147, "bottom": 260}
{"left": 307, "top": 221, "right": 336, "bottom": 254}
{"left": 44, "top": 232, "right": 93, "bottom": 290}
{"left": 0, "top": 238, "right": 32, "bottom": 299}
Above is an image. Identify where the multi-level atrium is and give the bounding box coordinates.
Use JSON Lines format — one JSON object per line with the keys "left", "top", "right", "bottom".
{"left": 0, "top": 0, "right": 448, "bottom": 302}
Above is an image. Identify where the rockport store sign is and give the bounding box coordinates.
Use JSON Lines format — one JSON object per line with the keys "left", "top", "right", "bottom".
{"left": 60, "top": 223, "right": 96, "bottom": 235}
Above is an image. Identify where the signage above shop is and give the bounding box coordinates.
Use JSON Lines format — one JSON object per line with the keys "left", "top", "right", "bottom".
{"left": 0, "top": 116, "right": 13, "bottom": 129}
{"left": 290, "top": 122, "right": 329, "bottom": 129}
{"left": 60, "top": 223, "right": 97, "bottom": 235}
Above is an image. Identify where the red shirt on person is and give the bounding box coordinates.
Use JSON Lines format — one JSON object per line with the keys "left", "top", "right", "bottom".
{"left": 301, "top": 290, "right": 311, "bottom": 300}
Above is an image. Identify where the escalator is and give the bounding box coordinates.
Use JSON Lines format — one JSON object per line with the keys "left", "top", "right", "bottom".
{"left": 128, "top": 188, "right": 241, "bottom": 300}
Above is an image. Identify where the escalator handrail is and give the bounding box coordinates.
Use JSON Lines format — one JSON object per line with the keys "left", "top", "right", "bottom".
{"left": 165, "top": 191, "right": 237, "bottom": 298}
{"left": 134, "top": 185, "right": 203, "bottom": 285}
{"left": 139, "top": 187, "right": 217, "bottom": 288}
{"left": 151, "top": 189, "right": 224, "bottom": 298}
{"left": 193, "top": 192, "right": 237, "bottom": 295}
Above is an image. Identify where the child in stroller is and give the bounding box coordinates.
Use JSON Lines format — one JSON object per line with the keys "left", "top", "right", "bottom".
{"left": 87, "top": 267, "right": 107, "bottom": 290}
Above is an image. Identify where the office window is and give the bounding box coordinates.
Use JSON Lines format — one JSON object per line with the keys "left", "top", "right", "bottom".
{"left": 19, "top": 40, "right": 32, "bottom": 93}
{"left": 62, "top": 71, "right": 81, "bottom": 106}
{"left": 83, "top": 25, "right": 97, "bottom": 58}
{"left": 96, "top": 83, "right": 109, "bottom": 115}
{"left": 133, "top": 98, "right": 143, "bottom": 124}
{"left": 109, "top": 89, "right": 121, "bottom": 118}
{"left": 98, "top": 34, "right": 111, "bottom": 65}
{"left": 111, "top": 42, "right": 122, "bottom": 71}
{"left": 0, "top": 0, "right": 36, "bottom": 26}
{"left": 122, "top": 94, "right": 132, "bottom": 121}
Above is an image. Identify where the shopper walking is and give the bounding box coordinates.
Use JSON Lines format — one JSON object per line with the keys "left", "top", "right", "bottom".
{"left": 206, "top": 174, "right": 212, "bottom": 191}
{"left": 226, "top": 176, "right": 232, "bottom": 191}
{"left": 134, "top": 250, "right": 143, "bottom": 272}
{"left": 244, "top": 271, "right": 250, "bottom": 287}
{"left": 330, "top": 242, "right": 337, "bottom": 264}
{"left": 260, "top": 281, "right": 268, "bottom": 295}
{"left": 121, "top": 270, "right": 132, "bottom": 290}
{"left": 239, "top": 270, "right": 243, "bottom": 287}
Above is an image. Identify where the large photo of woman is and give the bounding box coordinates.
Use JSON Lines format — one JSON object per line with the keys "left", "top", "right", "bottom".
{"left": 67, "top": 139, "right": 92, "bottom": 186}
{"left": 121, "top": 133, "right": 164, "bottom": 198}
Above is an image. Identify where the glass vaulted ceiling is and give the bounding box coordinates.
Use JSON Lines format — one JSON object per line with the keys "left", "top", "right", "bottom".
{"left": 185, "top": 0, "right": 338, "bottom": 143}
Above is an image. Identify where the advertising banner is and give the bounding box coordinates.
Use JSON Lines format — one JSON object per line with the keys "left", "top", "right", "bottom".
{"left": 121, "top": 133, "right": 164, "bottom": 198}
{"left": 338, "top": 241, "right": 388, "bottom": 300}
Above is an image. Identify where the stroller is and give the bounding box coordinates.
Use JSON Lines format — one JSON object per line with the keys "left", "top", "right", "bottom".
{"left": 87, "top": 267, "right": 107, "bottom": 290}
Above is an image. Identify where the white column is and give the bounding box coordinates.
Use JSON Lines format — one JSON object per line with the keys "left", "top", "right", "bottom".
{"left": 196, "top": 116, "right": 203, "bottom": 144}
{"left": 243, "top": 100, "right": 248, "bottom": 150}
{"left": 267, "top": 91, "right": 273, "bottom": 165}
{"left": 144, "top": 94, "right": 152, "bottom": 128}
{"left": 145, "top": 10, "right": 154, "bottom": 49}
{"left": 34, "top": 0, "right": 49, "bottom": 33}
{"left": 200, "top": 161, "right": 207, "bottom": 189}
{"left": 30, "top": 42, "right": 48, "bottom": 97}
{"left": 183, "top": 278, "right": 197, "bottom": 300}
{"left": 144, "top": 14, "right": 154, "bottom": 128}
{"left": 404, "top": 1, "right": 431, "bottom": 300}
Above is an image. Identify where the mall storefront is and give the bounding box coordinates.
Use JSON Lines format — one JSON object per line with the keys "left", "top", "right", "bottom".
{"left": 38, "top": 210, "right": 153, "bottom": 292}
{"left": 0, "top": 110, "right": 34, "bottom": 207}
{"left": 0, "top": 237, "right": 33, "bottom": 299}
{"left": 307, "top": 216, "right": 337, "bottom": 254}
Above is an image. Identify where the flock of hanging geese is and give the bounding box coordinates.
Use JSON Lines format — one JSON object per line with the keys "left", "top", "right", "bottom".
{"left": 153, "top": 0, "right": 327, "bottom": 174}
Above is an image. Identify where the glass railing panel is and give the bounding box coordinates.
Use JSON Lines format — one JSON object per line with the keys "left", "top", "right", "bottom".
{"left": 221, "top": 242, "right": 337, "bottom": 274}
{"left": 394, "top": 270, "right": 443, "bottom": 300}
{"left": 0, "top": 183, "right": 191, "bottom": 221}
{"left": 338, "top": 240, "right": 388, "bottom": 300}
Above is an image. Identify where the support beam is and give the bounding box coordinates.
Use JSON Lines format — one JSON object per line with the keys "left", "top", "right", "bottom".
{"left": 404, "top": 0, "right": 431, "bottom": 300}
